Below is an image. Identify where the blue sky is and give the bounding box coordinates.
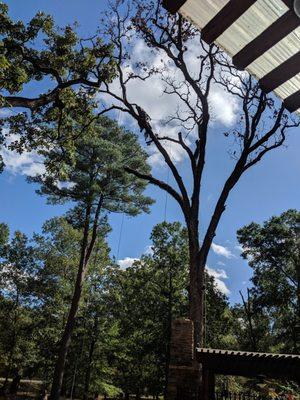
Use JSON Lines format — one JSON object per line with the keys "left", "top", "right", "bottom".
{"left": 1, "top": 0, "right": 299, "bottom": 304}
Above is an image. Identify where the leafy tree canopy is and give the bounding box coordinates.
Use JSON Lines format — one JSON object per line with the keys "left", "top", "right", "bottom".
{"left": 237, "top": 209, "right": 300, "bottom": 353}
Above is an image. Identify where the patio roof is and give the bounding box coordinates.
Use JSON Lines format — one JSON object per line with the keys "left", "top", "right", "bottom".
{"left": 163, "top": 0, "right": 300, "bottom": 114}
{"left": 197, "top": 348, "right": 300, "bottom": 382}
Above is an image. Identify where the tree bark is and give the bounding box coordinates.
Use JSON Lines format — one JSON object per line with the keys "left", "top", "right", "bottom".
{"left": 186, "top": 217, "right": 205, "bottom": 348}
{"left": 164, "top": 268, "right": 173, "bottom": 399}
{"left": 49, "top": 258, "right": 87, "bottom": 400}
{"left": 50, "top": 195, "right": 103, "bottom": 400}
{"left": 295, "top": 255, "right": 300, "bottom": 352}
{"left": 9, "top": 373, "right": 21, "bottom": 395}
{"left": 50, "top": 205, "right": 92, "bottom": 400}
{"left": 83, "top": 316, "right": 99, "bottom": 400}
{"left": 240, "top": 290, "right": 257, "bottom": 351}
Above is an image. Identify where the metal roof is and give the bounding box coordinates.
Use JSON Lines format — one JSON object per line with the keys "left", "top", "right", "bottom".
{"left": 197, "top": 348, "right": 300, "bottom": 381}
{"left": 163, "top": 0, "right": 300, "bottom": 114}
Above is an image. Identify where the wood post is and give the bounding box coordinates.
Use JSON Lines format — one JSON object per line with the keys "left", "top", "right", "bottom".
{"left": 202, "top": 368, "right": 215, "bottom": 400}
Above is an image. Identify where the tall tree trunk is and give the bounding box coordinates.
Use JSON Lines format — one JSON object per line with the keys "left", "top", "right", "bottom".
{"left": 49, "top": 258, "right": 87, "bottom": 400}
{"left": 50, "top": 196, "right": 103, "bottom": 400}
{"left": 0, "top": 371, "right": 9, "bottom": 394}
{"left": 83, "top": 316, "right": 99, "bottom": 400}
{"left": 50, "top": 205, "right": 92, "bottom": 400}
{"left": 240, "top": 290, "right": 257, "bottom": 351}
{"left": 187, "top": 219, "right": 204, "bottom": 348}
{"left": 164, "top": 269, "right": 173, "bottom": 399}
{"left": 295, "top": 257, "right": 300, "bottom": 352}
{"left": 9, "top": 372, "right": 21, "bottom": 395}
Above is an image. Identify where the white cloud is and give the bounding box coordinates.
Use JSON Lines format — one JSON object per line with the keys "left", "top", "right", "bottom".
{"left": 235, "top": 245, "right": 244, "bottom": 252}
{"left": 209, "top": 88, "right": 239, "bottom": 126}
{"left": 1, "top": 147, "right": 45, "bottom": 177}
{"left": 102, "top": 37, "right": 240, "bottom": 168}
{"left": 211, "top": 242, "right": 234, "bottom": 259}
{"left": 206, "top": 265, "right": 230, "bottom": 295}
{"left": 118, "top": 257, "right": 139, "bottom": 270}
{"left": 117, "top": 256, "right": 230, "bottom": 295}
{"left": 0, "top": 132, "right": 45, "bottom": 177}
{"left": 56, "top": 181, "right": 76, "bottom": 190}
{"left": 217, "top": 261, "right": 226, "bottom": 266}
{"left": 144, "top": 245, "right": 154, "bottom": 255}
{"left": 0, "top": 109, "right": 13, "bottom": 118}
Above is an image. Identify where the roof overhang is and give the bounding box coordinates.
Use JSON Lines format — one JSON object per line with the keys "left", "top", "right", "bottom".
{"left": 163, "top": 0, "right": 300, "bottom": 114}
{"left": 197, "top": 348, "right": 300, "bottom": 382}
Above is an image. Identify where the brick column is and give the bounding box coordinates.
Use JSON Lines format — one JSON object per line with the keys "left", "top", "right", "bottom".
{"left": 166, "top": 319, "right": 201, "bottom": 400}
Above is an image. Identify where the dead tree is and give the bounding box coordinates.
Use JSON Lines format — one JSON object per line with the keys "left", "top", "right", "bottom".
{"left": 99, "top": 0, "right": 299, "bottom": 346}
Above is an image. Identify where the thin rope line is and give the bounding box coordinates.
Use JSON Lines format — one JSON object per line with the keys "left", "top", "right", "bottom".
{"left": 163, "top": 142, "right": 172, "bottom": 222}
{"left": 163, "top": 167, "right": 170, "bottom": 222}
{"left": 116, "top": 109, "right": 125, "bottom": 261}
{"left": 117, "top": 213, "right": 125, "bottom": 260}
{"left": 204, "top": 271, "right": 207, "bottom": 347}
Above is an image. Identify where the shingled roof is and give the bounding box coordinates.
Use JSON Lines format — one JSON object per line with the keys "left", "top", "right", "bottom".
{"left": 163, "top": 0, "right": 300, "bottom": 114}
{"left": 197, "top": 348, "right": 300, "bottom": 382}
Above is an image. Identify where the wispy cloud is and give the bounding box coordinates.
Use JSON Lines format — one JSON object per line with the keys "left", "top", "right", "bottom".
{"left": 211, "top": 242, "right": 234, "bottom": 259}
{"left": 102, "top": 38, "right": 240, "bottom": 168}
{"left": 217, "top": 261, "right": 226, "bottom": 266}
{"left": 144, "top": 245, "right": 154, "bottom": 255}
{"left": 235, "top": 245, "right": 244, "bottom": 252}
{"left": 118, "top": 257, "right": 139, "bottom": 270}
{"left": 206, "top": 265, "right": 230, "bottom": 295}
{"left": 0, "top": 133, "right": 45, "bottom": 177}
{"left": 117, "top": 256, "right": 231, "bottom": 295}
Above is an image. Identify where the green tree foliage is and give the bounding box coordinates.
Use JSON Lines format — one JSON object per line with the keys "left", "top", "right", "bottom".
{"left": 0, "top": 216, "right": 115, "bottom": 397}
{"left": 100, "top": 0, "right": 299, "bottom": 346}
{"left": 0, "top": 2, "right": 115, "bottom": 110}
{"left": 3, "top": 215, "right": 298, "bottom": 397}
{"left": 33, "top": 217, "right": 115, "bottom": 394}
{"left": 237, "top": 209, "right": 300, "bottom": 353}
{"left": 0, "top": 2, "right": 116, "bottom": 173}
{"left": 231, "top": 291, "right": 272, "bottom": 353}
{"left": 0, "top": 229, "right": 40, "bottom": 394}
{"left": 29, "top": 114, "right": 153, "bottom": 400}
{"left": 100, "top": 222, "right": 233, "bottom": 398}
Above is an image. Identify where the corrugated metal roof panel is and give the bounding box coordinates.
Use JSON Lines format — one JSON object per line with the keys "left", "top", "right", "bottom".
{"left": 168, "top": 0, "right": 300, "bottom": 112}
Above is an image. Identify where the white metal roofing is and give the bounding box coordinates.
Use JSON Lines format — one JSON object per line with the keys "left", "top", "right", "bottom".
{"left": 178, "top": 0, "right": 300, "bottom": 113}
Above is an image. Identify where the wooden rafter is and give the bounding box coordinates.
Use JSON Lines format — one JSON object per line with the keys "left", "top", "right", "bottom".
{"left": 162, "top": 0, "right": 187, "bottom": 14}
{"left": 201, "top": 0, "right": 257, "bottom": 44}
{"left": 162, "top": 0, "right": 300, "bottom": 113}
{"left": 233, "top": 10, "right": 300, "bottom": 70}
{"left": 197, "top": 348, "right": 300, "bottom": 381}
{"left": 284, "top": 89, "right": 300, "bottom": 112}
{"left": 260, "top": 51, "right": 300, "bottom": 93}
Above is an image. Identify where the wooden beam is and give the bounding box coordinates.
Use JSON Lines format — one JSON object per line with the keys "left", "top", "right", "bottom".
{"left": 260, "top": 51, "right": 300, "bottom": 93}
{"left": 233, "top": 10, "right": 300, "bottom": 70}
{"left": 201, "top": 0, "right": 257, "bottom": 45}
{"left": 162, "top": 0, "right": 187, "bottom": 14}
{"left": 202, "top": 369, "right": 215, "bottom": 400}
{"left": 281, "top": 0, "right": 294, "bottom": 8}
{"left": 284, "top": 89, "right": 300, "bottom": 112}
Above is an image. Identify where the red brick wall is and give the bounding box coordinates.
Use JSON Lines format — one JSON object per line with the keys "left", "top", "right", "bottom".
{"left": 166, "top": 319, "right": 201, "bottom": 400}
